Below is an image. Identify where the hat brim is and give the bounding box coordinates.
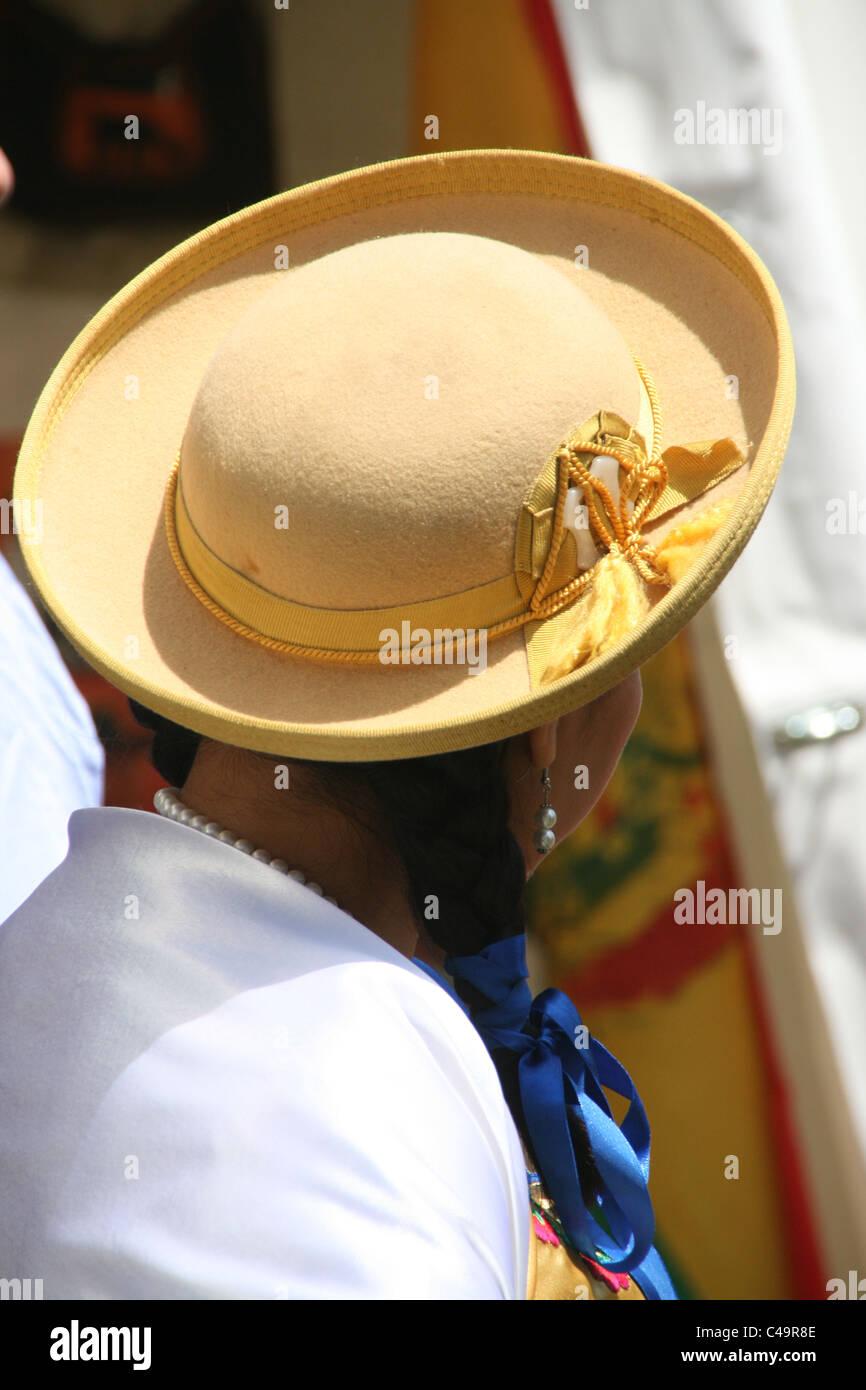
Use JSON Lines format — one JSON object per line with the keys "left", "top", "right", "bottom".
{"left": 14, "top": 149, "right": 794, "bottom": 761}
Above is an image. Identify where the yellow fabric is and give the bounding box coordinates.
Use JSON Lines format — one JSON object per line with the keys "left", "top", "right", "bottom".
{"left": 410, "top": 0, "right": 573, "bottom": 155}
{"left": 586, "top": 950, "right": 795, "bottom": 1300}
{"left": 511, "top": 388, "right": 743, "bottom": 687}
{"left": 646, "top": 438, "right": 746, "bottom": 521}
{"left": 533, "top": 496, "right": 738, "bottom": 684}
{"left": 532, "top": 551, "right": 653, "bottom": 684}
{"left": 169, "top": 386, "right": 743, "bottom": 673}
{"left": 653, "top": 498, "right": 738, "bottom": 584}
{"left": 529, "top": 1236, "right": 647, "bottom": 1300}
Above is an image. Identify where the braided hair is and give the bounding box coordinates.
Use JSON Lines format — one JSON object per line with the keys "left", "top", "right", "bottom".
{"left": 129, "top": 700, "right": 202, "bottom": 789}
{"left": 129, "top": 699, "right": 603, "bottom": 1198}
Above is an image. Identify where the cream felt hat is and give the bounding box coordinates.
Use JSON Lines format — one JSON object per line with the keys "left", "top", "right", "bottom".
{"left": 14, "top": 149, "right": 794, "bottom": 760}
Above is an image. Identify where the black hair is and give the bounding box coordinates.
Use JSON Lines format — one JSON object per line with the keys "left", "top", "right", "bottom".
{"left": 128, "top": 700, "right": 202, "bottom": 788}
{"left": 129, "top": 698, "right": 604, "bottom": 1202}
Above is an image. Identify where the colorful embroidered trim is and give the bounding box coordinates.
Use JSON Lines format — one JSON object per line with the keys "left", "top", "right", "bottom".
{"left": 527, "top": 1167, "right": 631, "bottom": 1291}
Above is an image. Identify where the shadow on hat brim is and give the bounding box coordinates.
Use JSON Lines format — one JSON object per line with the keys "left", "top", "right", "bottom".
{"left": 14, "top": 149, "right": 794, "bottom": 761}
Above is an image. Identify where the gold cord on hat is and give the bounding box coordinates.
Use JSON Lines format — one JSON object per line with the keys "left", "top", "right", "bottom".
{"left": 163, "top": 357, "right": 744, "bottom": 677}
{"left": 527, "top": 357, "right": 669, "bottom": 624}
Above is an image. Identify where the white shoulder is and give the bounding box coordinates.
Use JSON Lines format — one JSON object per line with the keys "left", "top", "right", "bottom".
{"left": 43, "top": 960, "right": 529, "bottom": 1300}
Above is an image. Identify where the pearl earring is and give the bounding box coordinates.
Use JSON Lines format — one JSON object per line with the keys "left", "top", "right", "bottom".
{"left": 533, "top": 767, "right": 557, "bottom": 854}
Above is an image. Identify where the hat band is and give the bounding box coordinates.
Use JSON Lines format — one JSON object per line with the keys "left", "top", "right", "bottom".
{"left": 164, "top": 368, "right": 745, "bottom": 669}
{"left": 167, "top": 463, "right": 530, "bottom": 658}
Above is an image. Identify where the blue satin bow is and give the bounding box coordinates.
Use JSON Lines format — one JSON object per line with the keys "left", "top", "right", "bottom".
{"left": 413, "top": 933, "right": 677, "bottom": 1296}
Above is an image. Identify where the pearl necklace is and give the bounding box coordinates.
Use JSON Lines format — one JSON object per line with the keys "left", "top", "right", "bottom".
{"left": 153, "top": 786, "right": 339, "bottom": 907}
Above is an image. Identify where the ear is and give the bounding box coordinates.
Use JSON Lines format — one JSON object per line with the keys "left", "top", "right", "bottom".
{"left": 528, "top": 719, "right": 558, "bottom": 770}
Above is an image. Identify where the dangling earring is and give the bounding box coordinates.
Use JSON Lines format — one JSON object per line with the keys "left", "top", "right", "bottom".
{"left": 533, "top": 767, "right": 557, "bottom": 854}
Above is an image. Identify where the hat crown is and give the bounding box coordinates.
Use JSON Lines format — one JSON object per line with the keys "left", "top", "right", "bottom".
{"left": 179, "top": 231, "right": 641, "bottom": 609}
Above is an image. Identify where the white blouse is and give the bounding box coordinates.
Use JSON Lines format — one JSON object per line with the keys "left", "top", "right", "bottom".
{"left": 0, "top": 807, "right": 529, "bottom": 1299}
{"left": 0, "top": 553, "right": 103, "bottom": 922}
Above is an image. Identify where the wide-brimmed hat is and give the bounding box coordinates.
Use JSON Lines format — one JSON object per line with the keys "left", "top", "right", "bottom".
{"left": 14, "top": 149, "right": 794, "bottom": 761}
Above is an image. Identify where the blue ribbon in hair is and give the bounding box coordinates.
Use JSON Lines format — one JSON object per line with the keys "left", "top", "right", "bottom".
{"left": 413, "top": 932, "right": 677, "bottom": 1300}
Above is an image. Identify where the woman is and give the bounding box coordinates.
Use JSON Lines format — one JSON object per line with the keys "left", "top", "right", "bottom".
{"left": 2, "top": 149, "right": 794, "bottom": 1299}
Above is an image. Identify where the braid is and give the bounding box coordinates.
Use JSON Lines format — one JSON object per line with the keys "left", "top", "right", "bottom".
{"left": 312, "top": 744, "right": 604, "bottom": 1202}
{"left": 128, "top": 699, "right": 201, "bottom": 787}
{"left": 362, "top": 741, "right": 526, "bottom": 958}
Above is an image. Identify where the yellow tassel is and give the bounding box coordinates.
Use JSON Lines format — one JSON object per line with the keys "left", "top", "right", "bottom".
{"left": 538, "top": 496, "right": 737, "bottom": 683}
{"left": 652, "top": 497, "right": 736, "bottom": 584}
{"left": 540, "top": 551, "right": 651, "bottom": 683}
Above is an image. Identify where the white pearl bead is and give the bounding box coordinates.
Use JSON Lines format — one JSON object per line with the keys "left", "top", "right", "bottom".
{"left": 153, "top": 793, "right": 339, "bottom": 910}
{"left": 591, "top": 453, "right": 620, "bottom": 501}
{"left": 575, "top": 527, "right": 601, "bottom": 572}
{"left": 563, "top": 485, "right": 584, "bottom": 532}
{"left": 563, "top": 485, "right": 601, "bottom": 571}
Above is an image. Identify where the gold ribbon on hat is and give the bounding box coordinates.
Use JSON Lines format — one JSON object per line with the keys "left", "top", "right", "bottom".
{"left": 164, "top": 359, "right": 746, "bottom": 682}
